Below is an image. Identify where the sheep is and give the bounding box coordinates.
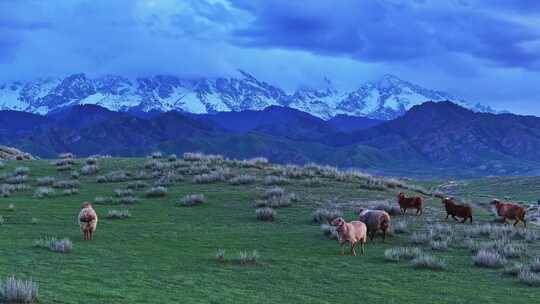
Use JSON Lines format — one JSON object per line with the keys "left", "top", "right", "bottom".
{"left": 330, "top": 217, "right": 367, "bottom": 256}
{"left": 397, "top": 192, "right": 424, "bottom": 215}
{"left": 491, "top": 199, "right": 527, "bottom": 227}
{"left": 442, "top": 197, "right": 473, "bottom": 223}
{"left": 357, "top": 208, "right": 391, "bottom": 242}
{"left": 78, "top": 202, "right": 98, "bottom": 240}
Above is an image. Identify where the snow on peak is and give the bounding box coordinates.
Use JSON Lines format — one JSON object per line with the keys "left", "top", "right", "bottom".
{"left": 0, "top": 71, "right": 498, "bottom": 120}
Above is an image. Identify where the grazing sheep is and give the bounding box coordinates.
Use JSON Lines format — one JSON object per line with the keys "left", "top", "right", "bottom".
{"left": 78, "top": 202, "right": 98, "bottom": 241}
{"left": 358, "top": 208, "right": 391, "bottom": 242}
{"left": 442, "top": 197, "right": 473, "bottom": 223}
{"left": 330, "top": 217, "right": 367, "bottom": 256}
{"left": 398, "top": 192, "right": 424, "bottom": 215}
{"left": 491, "top": 199, "right": 527, "bottom": 227}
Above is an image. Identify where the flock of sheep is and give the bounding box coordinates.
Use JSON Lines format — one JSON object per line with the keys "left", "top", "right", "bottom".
{"left": 330, "top": 192, "right": 528, "bottom": 256}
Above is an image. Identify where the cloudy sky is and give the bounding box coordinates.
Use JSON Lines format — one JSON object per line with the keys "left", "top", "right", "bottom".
{"left": 1, "top": 0, "right": 539, "bottom": 114}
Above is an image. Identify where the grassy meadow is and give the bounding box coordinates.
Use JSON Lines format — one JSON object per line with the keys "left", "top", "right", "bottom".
{"left": 0, "top": 154, "right": 539, "bottom": 303}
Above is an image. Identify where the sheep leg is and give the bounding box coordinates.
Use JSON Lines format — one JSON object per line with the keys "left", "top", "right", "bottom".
{"left": 445, "top": 213, "right": 450, "bottom": 219}
{"left": 452, "top": 215, "right": 458, "bottom": 221}
{"left": 403, "top": 208, "right": 407, "bottom": 215}
{"left": 360, "top": 240, "right": 365, "bottom": 255}
{"left": 523, "top": 219, "right": 527, "bottom": 228}
{"left": 339, "top": 241, "right": 345, "bottom": 256}
{"left": 382, "top": 229, "right": 386, "bottom": 242}
{"left": 461, "top": 217, "right": 467, "bottom": 223}
{"left": 470, "top": 216, "right": 473, "bottom": 223}
{"left": 514, "top": 219, "right": 520, "bottom": 227}
{"left": 351, "top": 241, "right": 357, "bottom": 256}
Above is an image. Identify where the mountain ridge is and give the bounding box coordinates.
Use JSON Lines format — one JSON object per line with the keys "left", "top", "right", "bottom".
{"left": 0, "top": 71, "right": 499, "bottom": 120}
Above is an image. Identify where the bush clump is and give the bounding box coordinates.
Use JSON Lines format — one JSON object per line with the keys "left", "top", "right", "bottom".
{"left": 0, "top": 276, "right": 39, "bottom": 304}
{"left": 145, "top": 186, "right": 167, "bottom": 198}
{"left": 238, "top": 250, "right": 259, "bottom": 265}
{"left": 106, "top": 209, "right": 131, "bottom": 219}
{"left": 256, "top": 208, "right": 275, "bottom": 221}
{"left": 384, "top": 247, "right": 422, "bottom": 262}
{"left": 178, "top": 194, "right": 206, "bottom": 207}
{"left": 473, "top": 249, "right": 507, "bottom": 268}
{"left": 410, "top": 254, "right": 446, "bottom": 270}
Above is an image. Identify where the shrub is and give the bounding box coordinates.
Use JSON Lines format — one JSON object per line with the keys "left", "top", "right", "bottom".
{"left": 107, "top": 209, "right": 131, "bottom": 219}
{"left": 0, "top": 216, "right": 4, "bottom": 225}
{"left": 70, "top": 171, "right": 80, "bottom": 179}
{"left": 312, "top": 207, "right": 343, "bottom": 224}
{"left": 114, "top": 189, "right": 134, "bottom": 197}
{"left": 320, "top": 224, "right": 338, "bottom": 239}
{"left": 256, "top": 208, "right": 275, "bottom": 221}
{"left": 56, "top": 164, "right": 72, "bottom": 172}
{"left": 384, "top": 247, "right": 422, "bottom": 262}
{"left": 303, "top": 178, "right": 324, "bottom": 187}
{"left": 117, "top": 196, "right": 140, "bottom": 205}
{"left": 7, "top": 203, "right": 15, "bottom": 211}
{"left": 264, "top": 187, "right": 285, "bottom": 199}
{"left": 48, "top": 238, "right": 73, "bottom": 253}
{"left": 33, "top": 187, "right": 55, "bottom": 199}
{"left": 216, "top": 248, "right": 225, "bottom": 263}
{"left": 530, "top": 257, "right": 540, "bottom": 273}
{"left": 193, "top": 168, "right": 230, "bottom": 184}
{"left": 86, "top": 157, "right": 98, "bottom": 165}
{"left": 473, "top": 249, "right": 506, "bottom": 268}
{"left": 94, "top": 196, "right": 114, "bottom": 205}
{"left": 518, "top": 269, "right": 540, "bottom": 286}
{"left": 14, "top": 166, "right": 29, "bottom": 176}
{"left": 96, "top": 171, "right": 130, "bottom": 183}
{"left": 238, "top": 250, "right": 259, "bottom": 265}
{"left": 410, "top": 254, "right": 446, "bottom": 270}
{"left": 178, "top": 194, "right": 206, "bottom": 207}
{"left": 34, "top": 237, "right": 72, "bottom": 253}
{"left": 36, "top": 176, "right": 56, "bottom": 186}
{"left": 183, "top": 152, "right": 206, "bottom": 162}
{"left": 503, "top": 263, "right": 526, "bottom": 277}
{"left": 167, "top": 154, "right": 177, "bottom": 162}
{"left": 145, "top": 186, "right": 167, "bottom": 198}
{"left": 52, "top": 180, "right": 80, "bottom": 189}
{"left": 127, "top": 181, "right": 147, "bottom": 190}
{"left": 0, "top": 276, "right": 39, "bottom": 304}
{"left": 264, "top": 176, "right": 290, "bottom": 186}
{"left": 31, "top": 217, "right": 38, "bottom": 225}
{"left": 5, "top": 175, "right": 27, "bottom": 185}
{"left": 81, "top": 164, "right": 99, "bottom": 175}
{"left": 150, "top": 152, "right": 163, "bottom": 159}
{"left": 62, "top": 189, "right": 79, "bottom": 196}
{"left": 230, "top": 174, "right": 257, "bottom": 185}
{"left": 409, "top": 232, "right": 430, "bottom": 245}
{"left": 501, "top": 243, "right": 527, "bottom": 259}
{"left": 0, "top": 185, "right": 11, "bottom": 198}
{"left": 59, "top": 152, "right": 74, "bottom": 159}
{"left": 430, "top": 240, "right": 449, "bottom": 251}
{"left": 393, "top": 221, "right": 408, "bottom": 234}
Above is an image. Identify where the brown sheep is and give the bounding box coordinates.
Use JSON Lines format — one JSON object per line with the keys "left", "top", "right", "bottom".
{"left": 491, "top": 199, "right": 527, "bottom": 227}
{"left": 78, "top": 202, "right": 98, "bottom": 240}
{"left": 358, "top": 208, "right": 391, "bottom": 242}
{"left": 442, "top": 197, "right": 473, "bottom": 223}
{"left": 398, "top": 192, "right": 424, "bottom": 215}
{"left": 331, "top": 217, "right": 367, "bottom": 256}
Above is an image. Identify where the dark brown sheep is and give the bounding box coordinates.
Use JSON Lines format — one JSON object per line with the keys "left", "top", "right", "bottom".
{"left": 397, "top": 192, "right": 423, "bottom": 215}
{"left": 442, "top": 197, "right": 473, "bottom": 223}
{"left": 491, "top": 199, "right": 527, "bottom": 227}
{"left": 358, "top": 208, "right": 391, "bottom": 242}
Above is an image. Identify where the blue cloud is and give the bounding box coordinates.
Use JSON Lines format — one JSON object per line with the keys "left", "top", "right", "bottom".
{"left": 230, "top": 0, "right": 540, "bottom": 70}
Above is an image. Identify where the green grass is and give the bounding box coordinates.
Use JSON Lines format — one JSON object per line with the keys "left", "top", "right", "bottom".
{"left": 0, "top": 158, "right": 539, "bottom": 303}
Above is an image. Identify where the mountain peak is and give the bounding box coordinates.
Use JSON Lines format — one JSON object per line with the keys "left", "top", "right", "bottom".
{"left": 0, "top": 71, "right": 500, "bottom": 120}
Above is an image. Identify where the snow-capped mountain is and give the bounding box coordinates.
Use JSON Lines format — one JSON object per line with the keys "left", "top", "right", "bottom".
{"left": 0, "top": 71, "right": 497, "bottom": 120}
